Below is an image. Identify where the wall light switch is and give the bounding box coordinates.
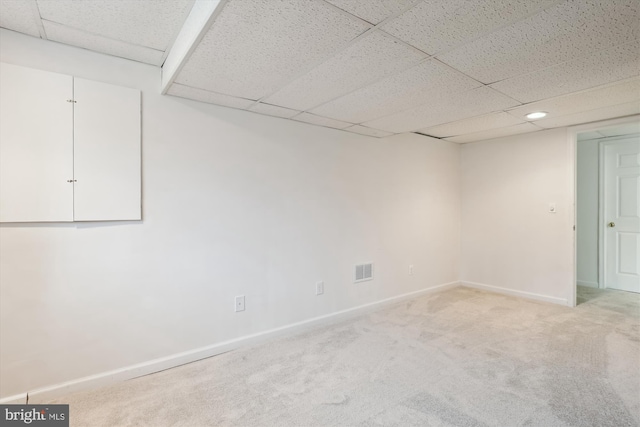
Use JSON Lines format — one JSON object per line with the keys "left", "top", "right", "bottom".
{"left": 316, "top": 281, "right": 324, "bottom": 295}
{"left": 549, "top": 203, "right": 557, "bottom": 213}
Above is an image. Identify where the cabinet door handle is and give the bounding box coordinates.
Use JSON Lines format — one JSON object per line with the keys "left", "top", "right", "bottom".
{"left": 66, "top": 180, "right": 77, "bottom": 183}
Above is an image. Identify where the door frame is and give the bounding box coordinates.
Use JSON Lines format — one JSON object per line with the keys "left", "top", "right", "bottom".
{"left": 599, "top": 139, "right": 607, "bottom": 289}
{"left": 569, "top": 114, "right": 640, "bottom": 307}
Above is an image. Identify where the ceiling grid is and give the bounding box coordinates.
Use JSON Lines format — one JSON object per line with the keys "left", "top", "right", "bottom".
{"left": 0, "top": 0, "right": 637, "bottom": 142}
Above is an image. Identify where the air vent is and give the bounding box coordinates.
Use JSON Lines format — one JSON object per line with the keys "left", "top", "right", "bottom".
{"left": 355, "top": 263, "right": 373, "bottom": 283}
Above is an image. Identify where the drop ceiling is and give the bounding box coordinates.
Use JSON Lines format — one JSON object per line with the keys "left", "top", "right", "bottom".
{"left": 577, "top": 122, "right": 640, "bottom": 141}
{"left": 1, "top": 0, "right": 638, "bottom": 142}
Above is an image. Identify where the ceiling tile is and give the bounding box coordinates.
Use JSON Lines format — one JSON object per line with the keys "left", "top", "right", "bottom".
{"left": 37, "top": 0, "right": 193, "bottom": 50}
{"left": 445, "top": 122, "right": 540, "bottom": 143}
{"left": 363, "top": 86, "right": 521, "bottom": 133}
{"left": 310, "top": 59, "right": 482, "bottom": 123}
{"left": 0, "top": 0, "right": 40, "bottom": 37}
{"left": 43, "top": 21, "right": 165, "bottom": 65}
{"left": 506, "top": 78, "right": 640, "bottom": 121}
{"left": 577, "top": 130, "right": 606, "bottom": 141}
{"left": 263, "top": 31, "right": 425, "bottom": 111}
{"left": 249, "top": 102, "right": 299, "bottom": 119}
{"left": 324, "top": 0, "right": 418, "bottom": 24}
{"left": 438, "top": 0, "right": 639, "bottom": 83}
{"left": 533, "top": 101, "right": 640, "bottom": 129}
{"left": 175, "top": 0, "right": 370, "bottom": 100}
{"left": 344, "top": 125, "right": 394, "bottom": 138}
{"left": 292, "top": 113, "right": 353, "bottom": 129}
{"left": 491, "top": 41, "right": 640, "bottom": 103}
{"left": 167, "top": 83, "right": 256, "bottom": 109}
{"left": 420, "top": 112, "right": 525, "bottom": 138}
{"left": 381, "top": 0, "right": 558, "bottom": 55}
{"left": 597, "top": 122, "right": 640, "bottom": 137}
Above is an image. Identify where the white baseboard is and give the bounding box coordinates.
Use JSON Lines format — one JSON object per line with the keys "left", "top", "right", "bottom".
{"left": 23, "top": 281, "right": 460, "bottom": 404}
{"left": 577, "top": 280, "right": 599, "bottom": 288}
{"left": 460, "top": 281, "right": 569, "bottom": 306}
{"left": 0, "top": 393, "right": 27, "bottom": 404}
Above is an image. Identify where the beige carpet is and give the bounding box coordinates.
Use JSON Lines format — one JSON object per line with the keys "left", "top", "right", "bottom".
{"left": 50, "top": 286, "right": 640, "bottom": 426}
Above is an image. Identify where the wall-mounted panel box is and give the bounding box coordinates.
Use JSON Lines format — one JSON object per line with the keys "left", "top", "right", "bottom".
{"left": 0, "top": 62, "right": 141, "bottom": 222}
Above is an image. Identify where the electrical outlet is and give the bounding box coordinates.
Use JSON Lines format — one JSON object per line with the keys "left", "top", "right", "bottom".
{"left": 316, "top": 281, "right": 324, "bottom": 295}
{"left": 235, "top": 295, "right": 245, "bottom": 312}
{"left": 409, "top": 265, "right": 414, "bottom": 275}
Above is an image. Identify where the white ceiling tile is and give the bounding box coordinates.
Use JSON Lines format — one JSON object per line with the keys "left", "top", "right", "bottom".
{"left": 363, "top": 86, "right": 521, "bottom": 133}
{"left": 534, "top": 102, "right": 640, "bottom": 129}
{"left": 292, "top": 113, "right": 353, "bottom": 129}
{"left": 344, "top": 125, "right": 394, "bottom": 138}
{"left": 438, "top": 0, "right": 639, "bottom": 83}
{"left": 249, "top": 102, "right": 299, "bottom": 119}
{"left": 577, "top": 130, "right": 606, "bottom": 141}
{"left": 381, "top": 0, "right": 558, "bottom": 55}
{"left": 0, "top": 0, "right": 40, "bottom": 37}
{"left": 43, "top": 21, "right": 165, "bottom": 65}
{"left": 37, "top": 0, "right": 194, "bottom": 50}
{"left": 263, "top": 31, "right": 425, "bottom": 111}
{"left": 506, "top": 78, "right": 640, "bottom": 121}
{"left": 175, "top": 0, "right": 370, "bottom": 100}
{"left": 167, "top": 83, "right": 256, "bottom": 109}
{"left": 491, "top": 41, "right": 640, "bottom": 103}
{"left": 445, "top": 122, "right": 540, "bottom": 143}
{"left": 310, "top": 59, "right": 482, "bottom": 123}
{"left": 324, "top": 0, "right": 418, "bottom": 24}
{"left": 597, "top": 122, "right": 640, "bottom": 137}
{"left": 420, "top": 112, "right": 525, "bottom": 138}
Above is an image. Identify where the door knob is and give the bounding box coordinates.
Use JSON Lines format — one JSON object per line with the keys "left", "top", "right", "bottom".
{"left": 608, "top": 222, "right": 616, "bottom": 228}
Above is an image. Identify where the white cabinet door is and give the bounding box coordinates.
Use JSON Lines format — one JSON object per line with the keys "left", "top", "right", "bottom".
{"left": 73, "top": 78, "right": 141, "bottom": 221}
{"left": 0, "top": 63, "right": 74, "bottom": 222}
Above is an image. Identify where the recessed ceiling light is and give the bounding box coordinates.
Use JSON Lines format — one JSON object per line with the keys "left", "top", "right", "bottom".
{"left": 526, "top": 111, "right": 547, "bottom": 120}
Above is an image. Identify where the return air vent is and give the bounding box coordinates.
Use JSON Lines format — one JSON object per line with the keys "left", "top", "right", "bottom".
{"left": 355, "top": 263, "right": 373, "bottom": 283}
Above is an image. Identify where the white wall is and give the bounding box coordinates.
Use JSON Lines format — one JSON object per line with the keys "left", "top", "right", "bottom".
{"left": 576, "top": 139, "right": 599, "bottom": 287}
{"left": 460, "top": 129, "right": 575, "bottom": 305}
{"left": 0, "top": 30, "right": 461, "bottom": 399}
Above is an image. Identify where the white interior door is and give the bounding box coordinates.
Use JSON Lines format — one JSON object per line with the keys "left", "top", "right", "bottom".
{"left": 73, "top": 78, "right": 141, "bottom": 221}
{"left": 604, "top": 136, "right": 640, "bottom": 293}
{"left": 0, "top": 62, "right": 74, "bottom": 222}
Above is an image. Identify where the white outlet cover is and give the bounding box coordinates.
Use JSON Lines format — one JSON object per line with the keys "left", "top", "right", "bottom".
{"left": 235, "top": 295, "right": 245, "bottom": 312}
{"left": 316, "top": 281, "right": 324, "bottom": 295}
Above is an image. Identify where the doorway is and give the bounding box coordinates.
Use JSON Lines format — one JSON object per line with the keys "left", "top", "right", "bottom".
{"left": 576, "top": 120, "right": 640, "bottom": 297}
